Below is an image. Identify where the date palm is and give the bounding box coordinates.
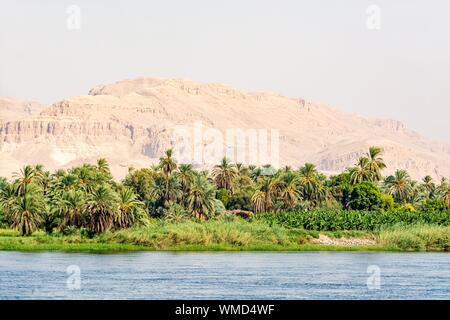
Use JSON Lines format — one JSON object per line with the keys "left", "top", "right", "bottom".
{"left": 52, "top": 173, "right": 78, "bottom": 195}
{"left": 177, "top": 164, "right": 195, "bottom": 193}
{"left": 13, "top": 165, "right": 44, "bottom": 195}
{"left": 422, "top": 175, "right": 436, "bottom": 199}
{"left": 115, "top": 187, "right": 145, "bottom": 228}
{"left": 85, "top": 185, "right": 118, "bottom": 234}
{"left": 54, "top": 189, "right": 85, "bottom": 229}
{"left": 349, "top": 157, "right": 373, "bottom": 185}
{"left": 365, "top": 146, "right": 386, "bottom": 181}
{"left": 251, "top": 190, "right": 266, "bottom": 214}
{"left": 212, "top": 157, "right": 238, "bottom": 192}
{"left": 251, "top": 177, "right": 281, "bottom": 213}
{"left": 279, "top": 173, "right": 300, "bottom": 210}
{"left": 159, "top": 149, "right": 178, "bottom": 201}
{"left": 384, "top": 170, "right": 413, "bottom": 204}
{"left": 0, "top": 182, "right": 18, "bottom": 222}
{"left": 9, "top": 183, "right": 45, "bottom": 236}
{"left": 97, "top": 158, "right": 111, "bottom": 175}
{"left": 298, "top": 163, "right": 320, "bottom": 200}
{"left": 72, "top": 164, "right": 97, "bottom": 193}
{"left": 151, "top": 175, "right": 182, "bottom": 206}
{"left": 186, "top": 175, "right": 216, "bottom": 219}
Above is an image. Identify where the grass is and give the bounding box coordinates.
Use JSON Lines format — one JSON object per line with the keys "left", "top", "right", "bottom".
{"left": 379, "top": 224, "right": 450, "bottom": 251}
{"left": 0, "top": 219, "right": 448, "bottom": 252}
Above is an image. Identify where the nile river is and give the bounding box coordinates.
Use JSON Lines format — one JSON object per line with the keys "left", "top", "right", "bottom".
{"left": 0, "top": 251, "right": 449, "bottom": 299}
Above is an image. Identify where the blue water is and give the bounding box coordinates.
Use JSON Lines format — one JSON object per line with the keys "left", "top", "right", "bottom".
{"left": 0, "top": 251, "right": 449, "bottom": 299}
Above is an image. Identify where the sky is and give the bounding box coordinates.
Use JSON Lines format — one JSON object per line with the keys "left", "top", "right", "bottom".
{"left": 0, "top": 0, "right": 449, "bottom": 141}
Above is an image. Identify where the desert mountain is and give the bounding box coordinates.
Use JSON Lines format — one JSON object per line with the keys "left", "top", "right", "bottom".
{"left": 0, "top": 77, "right": 449, "bottom": 180}
{"left": 0, "top": 97, "right": 43, "bottom": 122}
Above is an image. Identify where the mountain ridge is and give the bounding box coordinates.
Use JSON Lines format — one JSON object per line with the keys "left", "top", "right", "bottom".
{"left": 0, "top": 77, "right": 449, "bottom": 180}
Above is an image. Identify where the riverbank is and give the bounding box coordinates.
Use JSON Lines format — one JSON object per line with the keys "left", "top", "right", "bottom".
{"left": 0, "top": 220, "right": 448, "bottom": 253}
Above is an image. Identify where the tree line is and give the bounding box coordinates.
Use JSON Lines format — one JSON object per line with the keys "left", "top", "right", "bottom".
{"left": 0, "top": 147, "right": 449, "bottom": 236}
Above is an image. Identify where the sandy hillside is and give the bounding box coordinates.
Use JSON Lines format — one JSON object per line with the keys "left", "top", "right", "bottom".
{"left": 0, "top": 77, "right": 449, "bottom": 180}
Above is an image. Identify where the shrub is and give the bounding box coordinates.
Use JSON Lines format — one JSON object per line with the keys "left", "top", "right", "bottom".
{"left": 421, "top": 199, "right": 448, "bottom": 212}
{"left": 215, "top": 188, "right": 229, "bottom": 208}
{"left": 380, "top": 194, "right": 394, "bottom": 210}
{"left": 255, "top": 209, "right": 450, "bottom": 231}
{"left": 398, "top": 203, "right": 416, "bottom": 212}
{"left": 163, "top": 203, "right": 190, "bottom": 223}
{"left": 348, "top": 182, "right": 383, "bottom": 211}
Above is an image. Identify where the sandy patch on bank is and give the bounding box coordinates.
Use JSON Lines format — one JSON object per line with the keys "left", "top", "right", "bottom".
{"left": 310, "top": 234, "right": 377, "bottom": 246}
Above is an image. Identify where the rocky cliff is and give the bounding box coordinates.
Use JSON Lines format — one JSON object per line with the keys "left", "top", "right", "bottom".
{"left": 0, "top": 77, "right": 449, "bottom": 180}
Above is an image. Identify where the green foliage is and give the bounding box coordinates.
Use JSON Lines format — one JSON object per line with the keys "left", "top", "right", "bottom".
{"left": 421, "top": 199, "right": 448, "bottom": 212}
{"left": 255, "top": 209, "right": 450, "bottom": 231}
{"left": 122, "top": 168, "right": 155, "bottom": 201}
{"left": 380, "top": 224, "right": 450, "bottom": 251}
{"left": 215, "top": 188, "right": 229, "bottom": 207}
{"left": 228, "top": 189, "right": 253, "bottom": 211}
{"left": 379, "top": 193, "right": 395, "bottom": 210}
{"left": 163, "top": 203, "right": 190, "bottom": 223}
{"left": 349, "top": 182, "right": 383, "bottom": 211}
{"left": 99, "top": 220, "right": 298, "bottom": 248}
{"left": 398, "top": 203, "right": 416, "bottom": 212}
{"left": 1, "top": 146, "right": 449, "bottom": 239}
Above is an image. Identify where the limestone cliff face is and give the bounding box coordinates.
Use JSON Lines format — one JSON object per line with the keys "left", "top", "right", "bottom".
{"left": 0, "top": 77, "right": 449, "bottom": 180}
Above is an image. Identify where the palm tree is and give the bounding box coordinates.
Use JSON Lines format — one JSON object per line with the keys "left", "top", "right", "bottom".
{"left": 177, "top": 164, "right": 195, "bottom": 193}
{"left": 54, "top": 190, "right": 85, "bottom": 229}
{"left": 212, "top": 157, "right": 238, "bottom": 192}
{"left": 409, "top": 180, "right": 423, "bottom": 207}
{"left": 298, "top": 163, "right": 320, "bottom": 200}
{"left": 279, "top": 173, "right": 300, "bottom": 210}
{"left": 52, "top": 172, "right": 78, "bottom": 195}
{"left": 186, "top": 175, "right": 216, "bottom": 219}
{"left": 115, "top": 187, "right": 145, "bottom": 229}
{"left": 384, "top": 170, "right": 413, "bottom": 204}
{"left": 85, "top": 185, "right": 118, "bottom": 234}
{"left": 150, "top": 175, "right": 182, "bottom": 206}
{"left": 97, "top": 158, "right": 110, "bottom": 175}
{"left": 13, "top": 165, "right": 43, "bottom": 195}
{"left": 72, "top": 164, "right": 97, "bottom": 193}
{"left": 0, "top": 182, "right": 18, "bottom": 223}
{"left": 422, "top": 175, "right": 436, "bottom": 199}
{"left": 251, "top": 177, "right": 281, "bottom": 213}
{"left": 312, "top": 183, "right": 330, "bottom": 205}
{"left": 251, "top": 190, "right": 266, "bottom": 214}
{"left": 365, "top": 147, "right": 386, "bottom": 181}
{"left": 159, "top": 149, "right": 177, "bottom": 202}
{"left": 349, "top": 157, "right": 373, "bottom": 185}
{"left": 8, "top": 184, "right": 45, "bottom": 236}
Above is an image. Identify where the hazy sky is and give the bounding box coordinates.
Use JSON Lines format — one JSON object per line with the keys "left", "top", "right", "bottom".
{"left": 1, "top": 0, "right": 449, "bottom": 141}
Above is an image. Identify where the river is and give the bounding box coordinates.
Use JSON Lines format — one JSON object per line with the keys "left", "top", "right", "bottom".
{"left": 0, "top": 251, "right": 449, "bottom": 299}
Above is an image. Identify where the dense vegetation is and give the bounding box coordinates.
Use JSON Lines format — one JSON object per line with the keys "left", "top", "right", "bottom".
{"left": 0, "top": 146, "right": 449, "bottom": 251}
{"left": 256, "top": 210, "right": 450, "bottom": 231}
